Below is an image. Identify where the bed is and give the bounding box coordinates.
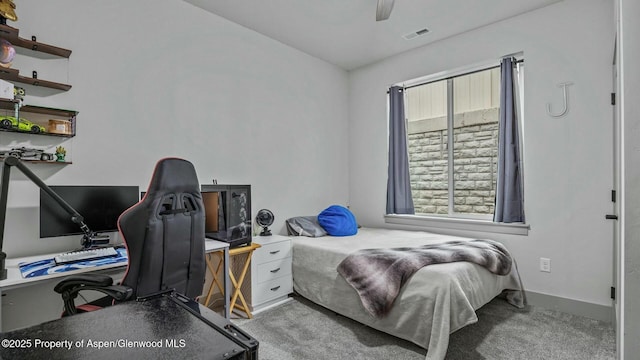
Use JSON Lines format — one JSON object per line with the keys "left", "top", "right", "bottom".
{"left": 291, "top": 227, "right": 525, "bottom": 360}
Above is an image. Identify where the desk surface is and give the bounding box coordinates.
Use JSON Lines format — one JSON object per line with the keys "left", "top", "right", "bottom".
{"left": 0, "top": 291, "right": 257, "bottom": 360}
{"left": 0, "top": 240, "right": 229, "bottom": 291}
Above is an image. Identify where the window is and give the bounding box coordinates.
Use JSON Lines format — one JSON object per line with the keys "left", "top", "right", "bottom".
{"left": 402, "top": 63, "right": 523, "bottom": 220}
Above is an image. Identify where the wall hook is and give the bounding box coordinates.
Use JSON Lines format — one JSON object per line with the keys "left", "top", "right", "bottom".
{"left": 546, "top": 82, "right": 573, "bottom": 118}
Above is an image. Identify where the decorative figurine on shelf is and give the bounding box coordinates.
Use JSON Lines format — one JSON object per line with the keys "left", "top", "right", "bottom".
{"left": 0, "top": 0, "right": 17, "bottom": 24}
{"left": 0, "top": 116, "right": 45, "bottom": 133}
{"left": 0, "top": 39, "right": 15, "bottom": 69}
{"left": 13, "top": 86, "right": 24, "bottom": 100}
{"left": 55, "top": 146, "right": 66, "bottom": 162}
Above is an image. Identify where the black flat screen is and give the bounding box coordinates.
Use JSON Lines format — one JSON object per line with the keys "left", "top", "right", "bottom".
{"left": 39, "top": 186, "right": 139, "bottom": 238}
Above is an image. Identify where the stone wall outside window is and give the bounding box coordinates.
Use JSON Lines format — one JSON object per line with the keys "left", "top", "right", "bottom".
{"left": 407, "top": 108, "right": 498, "bottom": 215}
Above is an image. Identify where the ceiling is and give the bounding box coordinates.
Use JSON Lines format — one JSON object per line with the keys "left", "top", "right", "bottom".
{"left": 183, "top": 0, "right": 562, "bottom": 71}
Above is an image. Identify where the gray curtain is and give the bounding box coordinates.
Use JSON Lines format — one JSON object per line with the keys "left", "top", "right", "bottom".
{"left": 494, "top": 57, "right": 524, "bottom": 223}
{"left": 386, "top": 86, "right": 415, "bottom": 214}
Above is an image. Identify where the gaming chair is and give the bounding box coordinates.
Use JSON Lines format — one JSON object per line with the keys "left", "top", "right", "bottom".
{"left": 54, "top": 158, "right": 206, "bottom": 315}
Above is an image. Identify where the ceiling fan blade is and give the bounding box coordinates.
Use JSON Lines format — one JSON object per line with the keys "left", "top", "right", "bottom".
{"left": 376, "top": 0, "right": 395, "bottom": 21}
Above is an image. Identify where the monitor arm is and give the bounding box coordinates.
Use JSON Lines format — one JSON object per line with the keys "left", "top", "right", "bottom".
{"left": 0, "top": 156, "right": 97, "bottom": 280}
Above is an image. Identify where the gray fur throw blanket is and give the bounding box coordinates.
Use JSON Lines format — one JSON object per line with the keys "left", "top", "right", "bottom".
{"left": 337, "top": 239, "right": 515, "bottom": 318}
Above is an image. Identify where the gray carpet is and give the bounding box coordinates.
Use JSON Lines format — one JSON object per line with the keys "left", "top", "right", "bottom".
{"left": 233, "top": 295, "right": 615, "bottom": 360}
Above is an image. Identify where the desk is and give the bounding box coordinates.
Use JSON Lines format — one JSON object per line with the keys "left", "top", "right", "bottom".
{"left": 203, "top": 240, "right": 231, "bottom": 319}
{"left": 0, "top": 239, "right": 230, "bottom": 331}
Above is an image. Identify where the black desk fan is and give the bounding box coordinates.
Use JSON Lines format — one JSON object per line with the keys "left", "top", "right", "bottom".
{"left": 256, "top": 209, "right": 274, "bottom": 236}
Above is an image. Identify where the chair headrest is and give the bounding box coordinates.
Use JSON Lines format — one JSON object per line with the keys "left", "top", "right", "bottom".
{"left": 146, "top": 158, "right": 200, "bottom": 195}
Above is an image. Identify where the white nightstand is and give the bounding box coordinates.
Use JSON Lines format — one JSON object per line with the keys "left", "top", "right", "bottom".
{"left": 250, "top": 235, "right": 293, "bottom": 313}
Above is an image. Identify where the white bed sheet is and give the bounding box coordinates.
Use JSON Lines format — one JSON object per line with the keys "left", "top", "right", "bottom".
{"left": 292, "top": 227, "right": 524, "bottom": 360}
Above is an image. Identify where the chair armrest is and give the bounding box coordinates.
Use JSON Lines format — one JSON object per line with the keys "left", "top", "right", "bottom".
{"left": 67, "top": 284, "right": 133, "bottom": 302}
{"left": 54, "top": 273, "right": 114, "bottom": 294}
{"left": 54, "top": 274, "right": 133, "bottom": 315}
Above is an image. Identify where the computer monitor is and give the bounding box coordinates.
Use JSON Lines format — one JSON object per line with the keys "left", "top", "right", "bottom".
{"left": 39, "top": 186, "right": 140, "bottom": 238}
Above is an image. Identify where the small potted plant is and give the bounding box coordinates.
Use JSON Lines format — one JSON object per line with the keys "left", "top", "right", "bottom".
{"left": 55, "top": 146, "right": 66, "bottom": 162}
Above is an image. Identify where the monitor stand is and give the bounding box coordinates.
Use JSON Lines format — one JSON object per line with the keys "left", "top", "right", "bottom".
{"left": 82, "top": 233, "right": 111, "bottom": 249}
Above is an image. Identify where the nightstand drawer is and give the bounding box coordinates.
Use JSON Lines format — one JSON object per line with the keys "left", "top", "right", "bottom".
{"left": 254, "top": 240, "right": 291, "bottom": 264}
{"left": 254, "top": 276, "right": 293, "bottom": 304}
{"left": 257, "top": 257, "right": 292, "bottom": 284}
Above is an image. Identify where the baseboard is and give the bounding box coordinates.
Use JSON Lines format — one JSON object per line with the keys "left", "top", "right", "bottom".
{"left": 252, "top": 297, "right": 294, "bottom": 316}
{"left": 525, "top": 291, "right": 614, "bottom": 323}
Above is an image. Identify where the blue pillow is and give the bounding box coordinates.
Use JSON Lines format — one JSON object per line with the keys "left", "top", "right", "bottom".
{"left": 318, "top": 205, "right": 358, "bottom": 236}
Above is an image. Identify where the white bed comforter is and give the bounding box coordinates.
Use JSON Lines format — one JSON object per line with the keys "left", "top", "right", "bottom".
{"left": 292, "top": 228, "right": 524, "bottom": 360}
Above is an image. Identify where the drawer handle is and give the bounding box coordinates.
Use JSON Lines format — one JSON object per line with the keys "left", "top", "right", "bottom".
{"left": 270, "top": 286, "right": 281, "bottom": 292}
{"left": 270, "top": 250, "right": 280, "bottom": 255}
{"left": 270, "top": 268, "right": 281, "bottom": 273}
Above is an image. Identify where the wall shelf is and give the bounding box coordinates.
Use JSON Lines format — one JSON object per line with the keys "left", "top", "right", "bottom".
{"left": 0, "top": 99, "right": 77, "bottom": 138}
{"left": 0, "top": 67, "right": 71, "bottom": 92}
{"left": 0, "top": 127, "right": 74, "bottom": 138}
{"left": 0, "top": 24, "right": 71, "bottom": 59}
{"left": 0, "top": 158, "right": 71, "bottom": 165}
{"left": 0, "top": 100, "right": 78, "bottom": 118}
{"left": 0, "top": 24, "right": 72, "bottom": 94}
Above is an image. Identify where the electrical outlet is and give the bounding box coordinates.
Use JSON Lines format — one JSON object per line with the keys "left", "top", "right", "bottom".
{"left": 540, "top": 257, "right": 551, "bottom": 272}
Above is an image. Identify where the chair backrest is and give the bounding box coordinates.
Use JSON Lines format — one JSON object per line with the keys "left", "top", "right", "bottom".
{"left": 117, "top": 158, "right": 205, "bottom": 299}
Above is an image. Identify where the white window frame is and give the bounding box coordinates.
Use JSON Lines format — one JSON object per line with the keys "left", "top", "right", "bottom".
{"left": 386, "top": 57, "right": 529, "bottom": 236}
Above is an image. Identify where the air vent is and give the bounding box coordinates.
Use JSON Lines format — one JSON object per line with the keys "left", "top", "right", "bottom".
{"left": 402, "top": 28, "right": 429, "bottom": 40}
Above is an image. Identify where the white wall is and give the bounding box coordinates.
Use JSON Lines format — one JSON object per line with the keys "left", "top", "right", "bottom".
{"left": 349, "top": 0, "right": 615, "bottom": 308}
{"left": 2, "top": 0, "right": 349, "bottom": 258}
